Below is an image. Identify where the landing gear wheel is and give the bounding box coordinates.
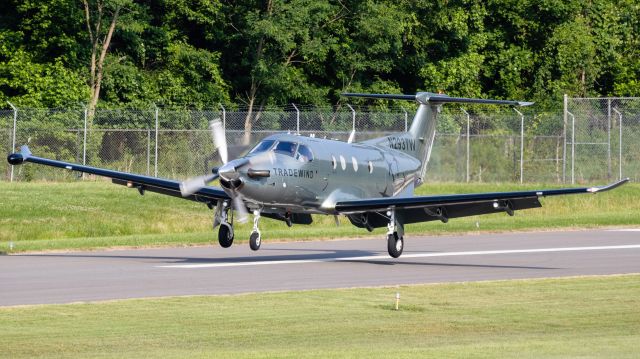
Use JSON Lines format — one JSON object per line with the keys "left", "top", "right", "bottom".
{"left": 387, "top": 232, "right": 403, "bottom": 258}
{"left": 218, "top": 223, "right": 234, "bottom": 248}
{"left": 249, "top": 231, "right": 261, "bottom": 251}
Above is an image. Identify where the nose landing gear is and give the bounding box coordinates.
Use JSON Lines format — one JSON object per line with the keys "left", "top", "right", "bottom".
{"left": 249, "top": 210, "right": 262, "bottom": 251}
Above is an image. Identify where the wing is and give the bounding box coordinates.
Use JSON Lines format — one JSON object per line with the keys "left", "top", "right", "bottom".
{"left": 335, "top": 179, "right": 629, "bottom": 227}
{"left": 8, "top": 145, "right": 230, "bottom": 205}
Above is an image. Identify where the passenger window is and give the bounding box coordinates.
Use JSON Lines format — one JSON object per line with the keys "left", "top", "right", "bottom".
{"left": 296, "top": 145, "right": 314, "bottom": 162}
{"left": 274, "top": 141, "right": 298, "bottom": 157}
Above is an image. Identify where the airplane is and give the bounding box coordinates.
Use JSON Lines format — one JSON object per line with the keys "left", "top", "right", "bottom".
{"left": 7, "top": 92, "right": 629, "bottom": 258}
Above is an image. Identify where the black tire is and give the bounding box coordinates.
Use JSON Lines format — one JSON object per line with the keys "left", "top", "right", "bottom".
{"left": 249, "top": 231, "right": 261, "bottom": 251}
{"left": 387, "top": 232, "right": 403, "bottom": 258}
{"left": 218, "top": 224, "right": 234, "bottom": 248}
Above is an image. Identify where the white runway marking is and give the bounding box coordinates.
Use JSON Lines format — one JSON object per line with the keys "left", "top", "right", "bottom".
{"left": 158, "top": 244, "right": 640, "bottom": 269}
{"left": 608, "top": 229, "right": 640, "bottom": 232}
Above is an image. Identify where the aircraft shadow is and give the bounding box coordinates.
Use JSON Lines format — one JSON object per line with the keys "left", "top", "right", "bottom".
{"left": 18, "top": 251, "right": 557, "bottom": 270}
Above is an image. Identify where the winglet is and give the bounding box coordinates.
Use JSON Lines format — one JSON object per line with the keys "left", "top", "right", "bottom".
{"left": 7, "top": 145, "right": 31, "bottom": 165}
{"left": 586, "top": 178, "right": 630, "bottom": 193}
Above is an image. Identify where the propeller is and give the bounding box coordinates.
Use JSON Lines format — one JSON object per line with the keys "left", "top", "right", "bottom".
{"left": 178, "top": 169, "right": 219, "bottom": 197}
{"left": 179, "top": 118, "right": 228, "bottom": 197}
{"left": 179, "top": 118, "right": 253, "bottom": 223}
{"left": 210, "top": 119, "right": 227, "bottom": 164}
{"left": 232, "top": 192, "right": 249, "bottom": 223}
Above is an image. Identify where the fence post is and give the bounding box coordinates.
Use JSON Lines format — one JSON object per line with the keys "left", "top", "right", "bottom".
{"left": 461, "top": 108, "right": 470, "bottom": 183}
{"left": 8, "top": 101, "right": 17, "bottom": 182}
{"left": 513, "top": 108, "right": 524, "bottom": 184}
{"left": 401, "top": 107, "right": 408, "bottom": 132}
{"left": 83, "top": 106, "right": 88, "bottom": 164}
{"left": 612, "top": 107, "right": 622, "bottom": 180}
{"left": 292, "top": 103, "right": 300, "bottom": 133}
{"left": 563, "top": 94, "right": 568, "bottom": 183}
{"left": 154, "top": 104, "right": 159, "bottom": 177}
{"left": 607, "top": 98, "right": 612, "bottom": 179}
{"left": 219, "top": 103, "right": 226, "bottom": 128}
{"left": 567, "top": 111, "right": 575, "bottom": 184}
{"left": 146, "top": 129, "right": 151, "bottom": 176}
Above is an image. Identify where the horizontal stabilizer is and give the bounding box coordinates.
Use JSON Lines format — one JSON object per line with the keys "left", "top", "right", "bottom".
{"left": 342, "top": 92, "right": 533, "bottom": 107}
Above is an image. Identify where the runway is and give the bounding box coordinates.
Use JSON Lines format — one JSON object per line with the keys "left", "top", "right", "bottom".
{"left": 1, "top": 229, "right": 640, "bottom": 306}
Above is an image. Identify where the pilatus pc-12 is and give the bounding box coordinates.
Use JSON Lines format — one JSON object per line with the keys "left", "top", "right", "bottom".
{"left": 8, "top": 93, "right": 628, "bottom": 258}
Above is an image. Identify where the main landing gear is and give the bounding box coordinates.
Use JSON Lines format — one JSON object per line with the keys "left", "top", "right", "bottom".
{"left": 215, "top": 202, "right": 234, "bottom": 248}
{"left": 386, "top": 210, "right": 404, "bottom": 258}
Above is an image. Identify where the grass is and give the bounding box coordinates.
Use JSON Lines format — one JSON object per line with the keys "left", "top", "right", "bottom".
{"left": 0, "top": 275, "right": 639, "bottom": 358}
{"left": 1, "top": 180, "right": 639, "bottom": 253}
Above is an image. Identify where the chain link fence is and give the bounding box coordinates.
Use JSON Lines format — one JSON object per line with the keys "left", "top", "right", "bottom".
{"left": 1, "top": 109, "right": 13, "bottom": 181}
{"left": 2, "top": 98, "right": 638, "bottom": 183}
{"left": 565, "top": 97, "right": 640, "bottom": 184}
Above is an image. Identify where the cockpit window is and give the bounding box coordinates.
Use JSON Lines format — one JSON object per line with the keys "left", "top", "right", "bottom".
{"left": 274, "top": 141, "right": 298, "bottom": 157}
{"left": 249, "top": 139, "right": 275, "bottom": 155}
{"left": 296, "top": 145, "right": 314, "bottom": 162}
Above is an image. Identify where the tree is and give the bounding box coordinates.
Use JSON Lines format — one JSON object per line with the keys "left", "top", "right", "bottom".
{"left": 82, "top": 0, "right": 133, "bottom": 116}
{"left": 222, "top": 0, "right": 337, "bottom": 143}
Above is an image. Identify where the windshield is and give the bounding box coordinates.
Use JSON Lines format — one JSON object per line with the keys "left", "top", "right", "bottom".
{"left": 249, "top": 139, "right": 275, "bottom": 155}
{"left": 274, "top": 141, "right": 298, "bottom": 157}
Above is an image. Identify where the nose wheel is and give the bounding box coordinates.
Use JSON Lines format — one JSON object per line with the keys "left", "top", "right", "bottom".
{"left": 250, "top": 231, "right": 261, "bottom": 251}
{"left": 249, "top": 210, "right": 262, "bottom": 251}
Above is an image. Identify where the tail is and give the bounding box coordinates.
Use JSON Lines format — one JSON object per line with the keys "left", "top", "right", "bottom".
{"left": 342, "top": 92, "right": 533, "bottom": 185}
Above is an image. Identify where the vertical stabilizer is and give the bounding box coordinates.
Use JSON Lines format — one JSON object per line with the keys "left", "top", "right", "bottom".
{"left": 341, "top": 92, "right": 533, "bottom": 185}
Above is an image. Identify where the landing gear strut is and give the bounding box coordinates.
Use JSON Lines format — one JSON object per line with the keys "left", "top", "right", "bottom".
{"left": 249, "top": 210, "right": 262, "bottom": 251}
{"left": 386, "top": 209, "right": 404, "bottom": 258}
{"left": 216, "top": 201, "right": 234, "bottom": 248}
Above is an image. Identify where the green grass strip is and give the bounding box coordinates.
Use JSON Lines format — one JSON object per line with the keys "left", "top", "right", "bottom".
{"left": 1, "top": 181, "right": 639, "bottom": 253}
{"left": 1, "top": 275, "right": 639, "bottom": 358}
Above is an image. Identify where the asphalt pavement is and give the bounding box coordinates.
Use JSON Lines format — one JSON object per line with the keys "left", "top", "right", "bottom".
{"left": 1, "top": 229, "right": 639, "bottom": 306}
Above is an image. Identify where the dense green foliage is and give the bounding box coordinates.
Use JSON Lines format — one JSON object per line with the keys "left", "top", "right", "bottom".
{"left": 0, "top": 0, "right": 638, "bottom": 110}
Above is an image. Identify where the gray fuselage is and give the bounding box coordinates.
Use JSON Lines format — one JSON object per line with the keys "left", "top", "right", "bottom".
{"left": 232, "top": 133, "right": 421, "bottom": 215}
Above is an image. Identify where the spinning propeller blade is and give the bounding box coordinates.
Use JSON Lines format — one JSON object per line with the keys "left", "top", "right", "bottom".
{"left": 210, "top": 119, "right": 228, "bottom": 164}
{"left": 179, "top": 172, "right": 219, "bottom": 197}
{"left": 232, "top": 194, "right": 249, "bottom": 223}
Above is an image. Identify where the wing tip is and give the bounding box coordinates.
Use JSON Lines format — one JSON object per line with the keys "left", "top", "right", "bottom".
{"left": 588, "top": 178, "right": 630, "bottom": 193}
{"left": 7, "top": 145, "right": 31, "bottom": 165}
